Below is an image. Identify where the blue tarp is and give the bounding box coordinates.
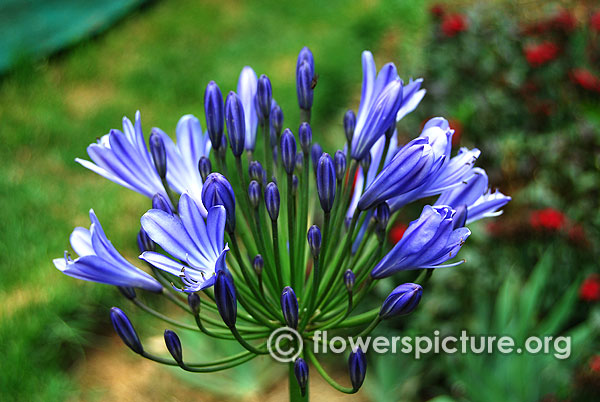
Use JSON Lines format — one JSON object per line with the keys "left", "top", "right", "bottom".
{"left": 0, "top": 0, "right": 146, "bottom": 73}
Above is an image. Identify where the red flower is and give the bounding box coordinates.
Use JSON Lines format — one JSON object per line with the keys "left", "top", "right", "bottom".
{"left": 524, "top": 42, "right": 560, "bottom": 67}
{"left": 448, "top": 119, "right": 463, "bottom": 147}
{"left": 590, "top": 355, "right": 600, "bottom": 372}
{"left": 551, "top": 9, "right": 577, "bottom": 33}
{"left": 441, "top": 14, "right": 468, "bottom": 37}
{"left": 529, "top": 208, "right": 567, "bottom": 231}
{"left": 430, "top": 4, "right": 445, "bottom": 18}
{"left": 580, "top": 274, "right": 600, "bottom": 302}
{"left": 591, "top": 11, "right": 600, "bottom": 32}
{"left": 570, "top": 68, "right": 600, "bottom": 92}
{"left": 388, "top": 223, "right": 408, "bottom": 244}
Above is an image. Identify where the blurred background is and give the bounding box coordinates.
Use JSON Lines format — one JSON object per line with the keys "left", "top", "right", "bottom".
{"left": 0, "top": 0, "right": 599, "bottom": 401}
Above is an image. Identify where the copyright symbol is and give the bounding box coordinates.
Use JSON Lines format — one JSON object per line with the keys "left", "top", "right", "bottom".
{"left": 267, "top": 327, "right": 303, "bottom": 363}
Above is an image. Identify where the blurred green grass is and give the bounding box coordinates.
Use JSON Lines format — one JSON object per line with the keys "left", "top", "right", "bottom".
{"left": 0, "top": 0, "right": 428, "bottom": 399}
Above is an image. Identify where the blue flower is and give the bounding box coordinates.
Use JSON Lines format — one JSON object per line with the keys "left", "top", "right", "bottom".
{"left": 357, "top": 137, "right": 444, "bottom": 211}
{"left": 140, "top": 194, "right": 229, "bottom": 292}
{"left": 237, "top": 66, "right": 259, "bottom": 151}
{"left": 152, "top": 114, "right": 212, "bottom": 214}
{"left": 351, "top": 51, "right": 426, "bottom": 161}
{"left": 53, "top": 209, "right": 162, "bottom": 292}
{"left": 76, "top": 111, "right": 170, "bottom": 205}
{"left": 371, "top": 205, "right": 471, "bottom": 279}
{"left": 387, "top": 118, "right": 480, "bottom": 211}
{"left": 435, "top": 168, "right": 511, "bottom": 224}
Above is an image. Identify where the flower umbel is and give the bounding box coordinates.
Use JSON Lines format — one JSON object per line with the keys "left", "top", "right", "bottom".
{"left": 54, "top": 47, "right": 509, "bottom": 400}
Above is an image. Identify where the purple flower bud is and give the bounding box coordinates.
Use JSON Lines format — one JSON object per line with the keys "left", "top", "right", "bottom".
{"left": 348, "top": 347, "right": 367, "bottom": 391}
{"left": 248, "top": 180, "right": 261, "bottom": 208}
{"left": 257, "top": 75, "right": 272, "bottom": 118}
{"left": 379, "top": 283, "right": 422, "bottom": 319}
{"left": 299, "top": 122, "right": 312, "bottom": 154}
{"left": 374, "top": 202, "right": 390, "bottom": 230}
{"left": 248, "top": 161, "right": 264, "bottom": 183}
{"left": 215, "top": 270, "right": 237, "bottom": 328}
{"left": 118, "top": 286, "right": 136, "bottom": 300}
{"left": 334, "top": 150, "right": 346, "bottom": 182}
{"left": 294, "top": 357, "right": 309, "bottom": 397}
{"left": 311, "top": 143, "right": 323, "bottom": 174}
{"left": 271, "top": 103, "right": 284, "bottom": 138}
{"left": 149, "top": 131, "right": 167, "bottom": 179}
{"left": 253, "top": 254, "right": 264, "bottom": 276}
{"left": 187, "top": 293, "right": 200, "bottom": 315}
{"left": 152, "top": 193, "right": 173, "bottom": 215}
{"left": 137, "top": 227, "right": 155, "bottom": 253}
{"left": 198, "top": 156, "right": 212, "bottom": 182}
{"left": 344, "top": 269, "right": 355, "bottom": 292}
{"left": 217, "top": 134, "right": 228, "bottom": 159}
{"left": 204, "top": 81, "right": 224, "bottom": 149}
{"left": 344, "top": 110, "right": 356, "bottom": 143}
{"left": 296, "top": 47, "right": 315, "bottom": 111}
{"left": 452, "top": 204, "right": 468, "bottom": 229}
{"left": 281, "top": 129, "right": 297, "bottom": 175}
{"left": 360, "top": 152, "right": 371, "bottom": 174}
{"left": 317, "top": 153, "right": 336, "bottom": 213}
{"left": 110, "top": 307, "right": 143, "bottom": 354}
{"left": 265, "top": 182, "right": 280, "bottom": 221}
{"left": 280, "top": 286, "right": 299, "bottom": 329}
{"left": 225, "top": 91, "right": 246, "bottom": 157}
{"left": 295, "top": 152, "right": 304, "bottom": 170}
{"left": 202, "top": 173, "right": 236, "bottom": 233}
{"left": 164, "top": 329, "right": 183, "bottom": 365}
{"left": 307, "top": 225, "right": 321, "bottom": 257}
{"left": 297, "top": 60, "right": 314, "bottom": 110}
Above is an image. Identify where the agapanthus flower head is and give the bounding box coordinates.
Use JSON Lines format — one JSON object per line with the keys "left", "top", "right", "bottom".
{"left": 53, "top": 209, "right": 162, "bottom": 292}
{"left": 237, "top": 66, "right": 259, "bottom": 151}
{"left": 56, "top": 47, "right": 510, "bottom": 399}
{"left": 140, "top": 196, "right": 229, "bottom": 292}
{"left": 372, "top": 205, "right": 471, "bottom": 278}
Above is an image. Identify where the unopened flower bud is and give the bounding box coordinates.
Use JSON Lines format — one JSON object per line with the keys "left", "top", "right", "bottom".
{"left": 344, "top": 269, "right": 355, "bottom": 292}
{"left": 137, "top": 227, "right": 155, "bottom": 253}
{"left": 204, "top": 81, "right": 224, "bottom": 149}
{"left": 299, "top": 122, "right": 312, "bottom": 154}
{"left": 379, "top": 283, "right": 423, "bottom": 320}
{"left": 334, "top": 150, "right": 346, "bottom": 182}
{"left": 280, "top": 129, "right": 297, "bottom": 175}
{"left": 348, "top": 347, "right": 367, "bottom": 391}
{"left": 265, "top": 182, "right": 280, "bottom": 221}
{"left": 281, "top": 286, "right": 299, "bottom": 329}
{"left": 202, "top": 173, "right": 236, "bottom": 233}
{"left": 198, "top": 156, "right": 212, "bottom": 182}
{"left": 248, "top": 180, "right": 261, "bottom": 208}
{"left": 257, "top": 75, "right": 272, "bottom": 118}
{"left": 149, "top": 131, "right": 167, "bottom": 179}
{"left": 294, "top": 357, "right": 309, "bottom": 397}
{"left": 110, "top": 307, "right": 143, "bottom": 354}
{"left": 164, "top": 329, "right": 183, "bottom": 365}
{"left": 317, "top": 153, "right": 336, "bottom": 213}
{"left": 152, "top": 193, "right": 173, "bottom": 215}
{"left": 344, "top": 110, "right": 356, "bottom": 143}
{"left": 215, "top": 270, "right": 237, "bottom": 328}
{"left": 187, "top": 293, "right": 201, "bottom": 315}
{"left": 307, "top": 225, "right": 322, "bottom": 257}
{"left": 225, "top": 91, "right": 246, "bottom": 157}
{"left": 253, "top": 255, "right": 264, "bottom": 276}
